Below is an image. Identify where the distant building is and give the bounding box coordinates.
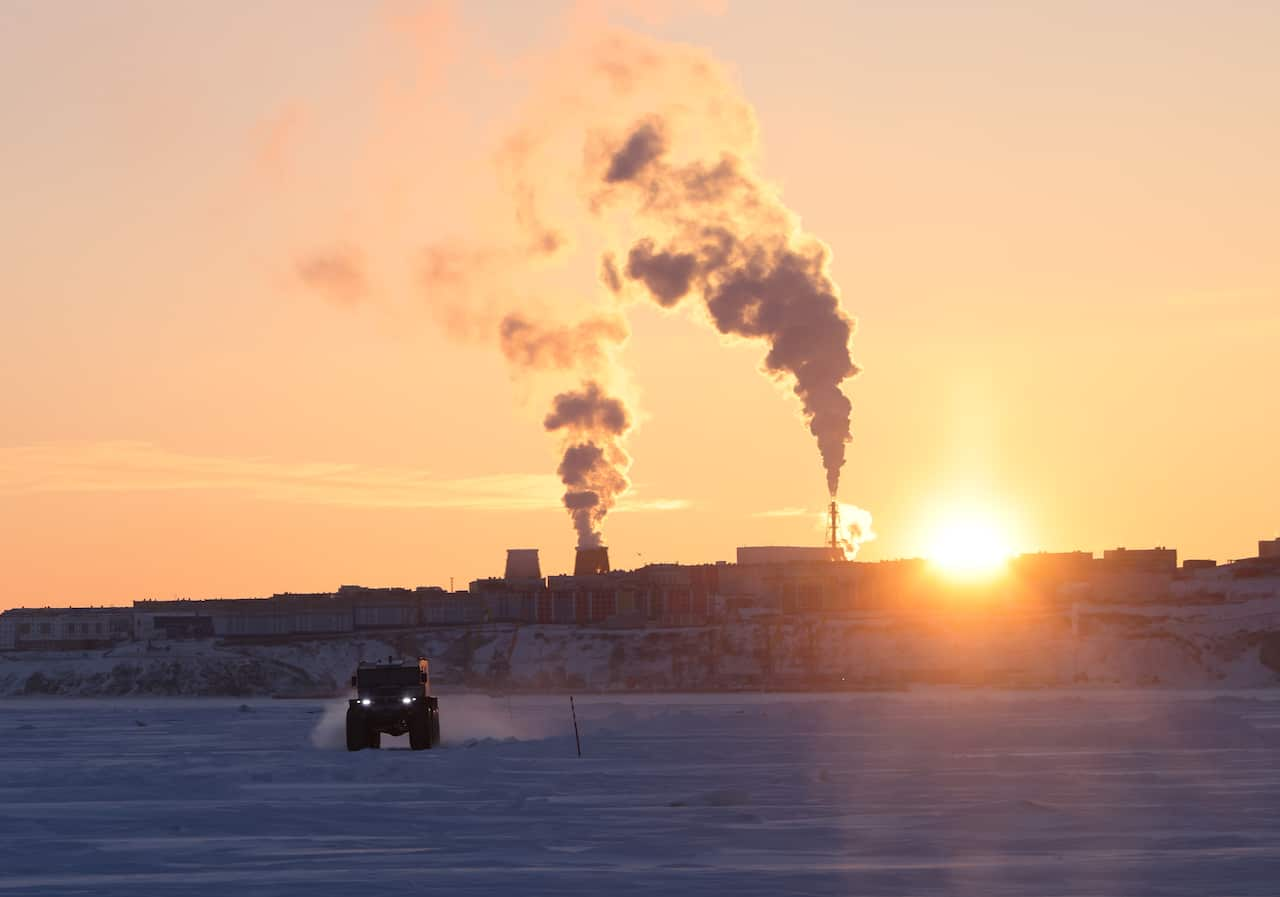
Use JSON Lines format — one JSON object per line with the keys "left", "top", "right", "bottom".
{"left": 720, "top": 551, "right": 863, "bottom": 614}
{"left": 338, "top": 586, "right": 421, "bottom": 630}
{"left": 736, "top": 546, "right": 841, "bottom": 565}
{"left": 848, "top": 558, "right": 929, "bottom": 610}
{"left": 274, "top": 592, "right": 356, "bottom": 635}
{"left": 1082, "top": 547, "right": 1178, "bottom": 602}
{"left": 1182, "top": 559, "right": 1218, "bottom": 571}
{"left": 469, "top": 576, "right": 539, "bottom": 624}
{"left": 132, "top": 587, "right": 465, "bottom": 640}
{"left": 15, "top": 535, "right": 1274, "bottom": 651}
{"left": 1011, "top": 551, "right": 1096, "bottom": 582}
{"left": 0, "top": 606, "right": 132, "bottom": 651}
{"left": 420, "top": 590, "right": 484, "bottom": 626}
{"left": 1101, "top": 547, "right": 1178, "bottom": 574}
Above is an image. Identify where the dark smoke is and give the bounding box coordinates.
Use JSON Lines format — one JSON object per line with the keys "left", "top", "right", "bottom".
{"left": 564, "top": 490, "right": 600, "bottom": 511}
{"left": 705, "top": 241, "right": 854, "bottom": 497}
{"left": 544, "top": 381, "right": 630, "bottom": 434}
{"left": 296, "top": 247, "right": 367, "bottom": 305}
{"left": 604, "top": 121, "right": 665, "bottom": 183}
{"left": 600, "top": 254, "right": 623, "bottom": 294}
{"left": 625, "top": 240, "right": 696, "bottom": 306}
{"left": 543, "top": 382, "right": 632, "bottom": 547}
{"left": 559, "top": 442, "right": 606, "bottom": 486}
{"left": 600, "top": 123, "right": 859, "bottom": 497}
{"left": 499, "top": 314, "right": 627, "bottom": 372}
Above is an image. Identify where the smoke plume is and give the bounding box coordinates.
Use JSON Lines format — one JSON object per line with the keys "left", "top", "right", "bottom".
{"left": 499, "top": 314, "right": 628, "bottom": 374}
{"left": 598, "top": 123, "right": 859, "bottom": 498}
{"left": 295, "top": 20, "right": 863, "bottom": 548}
{"left": 543, "top": 382, "right": 632, "bottom": 547}
{"left": 604, "top": 121, "right": 666, "bottom": 183}
{"left": 296, "top": 247, "right": 367, "bottom": 306}
{"left": 833, "top": 502, "right": 876, "bottom": 560}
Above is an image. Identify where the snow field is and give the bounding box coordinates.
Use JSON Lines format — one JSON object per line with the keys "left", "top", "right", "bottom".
{"left": 2, "top": 691, "right": 1280, "bottom": 895}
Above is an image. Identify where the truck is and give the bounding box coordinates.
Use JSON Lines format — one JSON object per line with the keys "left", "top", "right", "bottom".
{"left": 346, "top": 657, "right": 441, "bottom": 751}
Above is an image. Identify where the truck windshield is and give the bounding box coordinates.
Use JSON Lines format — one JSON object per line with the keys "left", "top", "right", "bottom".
{"left": 356, "top": 668, "right": 419, "bottom": 689}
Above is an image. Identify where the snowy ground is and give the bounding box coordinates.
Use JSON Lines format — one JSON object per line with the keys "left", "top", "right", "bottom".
{"left": 3, "top": 690, "right": 1280, "bottom": 896}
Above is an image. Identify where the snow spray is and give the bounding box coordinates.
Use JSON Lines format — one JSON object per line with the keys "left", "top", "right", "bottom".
{"left": 311, "top": 695, "right": 564, "bottom": 750}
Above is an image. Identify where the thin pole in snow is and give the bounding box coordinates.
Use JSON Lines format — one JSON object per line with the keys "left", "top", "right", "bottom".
{"left": 570, "top": 695, "right": 582, "bottom": 758}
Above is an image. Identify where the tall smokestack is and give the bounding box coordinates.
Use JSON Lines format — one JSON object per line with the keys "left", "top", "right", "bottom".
{"left": 573, "top": 546, "right": 610, "bottom": 576}
{"left": 504, "top": 548, "right": 542, "bottom": 582}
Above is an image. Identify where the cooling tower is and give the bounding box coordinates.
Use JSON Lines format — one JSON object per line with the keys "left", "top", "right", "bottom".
{"left": 504, "top": 548, "right": 542, "bottom": 582}
{"left": 573, "top": 546, "right": 610, "bottom": 576}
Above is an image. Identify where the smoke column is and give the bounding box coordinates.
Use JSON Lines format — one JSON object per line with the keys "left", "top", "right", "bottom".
{"left": 542, "top": 382, "right": 632, "bottom": 547}
{"left": 597, "top": 121, "right": 859, "bottom": 498}
{"left": 297, "top": 24, "right": 865, "bottom": 546}
{"left": 493, "top": 313, "right": 631, "bottom": 545}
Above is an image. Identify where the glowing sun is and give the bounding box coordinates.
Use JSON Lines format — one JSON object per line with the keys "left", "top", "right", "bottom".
{"left": 924, "top": 510, "right": 1015, "bottom": 579}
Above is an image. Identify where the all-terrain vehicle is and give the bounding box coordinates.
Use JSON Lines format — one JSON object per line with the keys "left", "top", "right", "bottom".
{"left": 346, "top": 657, "right": 441, "bottom": 751}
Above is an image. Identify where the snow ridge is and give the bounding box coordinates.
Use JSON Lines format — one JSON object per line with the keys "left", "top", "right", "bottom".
{"left": 3, "top": 607, "right": 1278, "bottom": 696}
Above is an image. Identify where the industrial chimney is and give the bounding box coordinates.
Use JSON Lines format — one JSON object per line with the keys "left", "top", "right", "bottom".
{"left": 573, "top": 546, "right": 610, "bottom": 577}
{"left": 504, "top": 548, "right": 542, "bottom": 582}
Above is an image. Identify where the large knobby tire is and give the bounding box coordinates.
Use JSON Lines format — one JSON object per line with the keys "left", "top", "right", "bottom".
{"left": 345, "top": 707, "right": 366, "bottom": 752}
{"left": 366, "top": 726, "right": 382, "bottom": 749}
{"left": 408, "top": 708, "right": 431, "bottom": 751}
{"left": 431, "top": 709, "right": 441, "bottom": 748}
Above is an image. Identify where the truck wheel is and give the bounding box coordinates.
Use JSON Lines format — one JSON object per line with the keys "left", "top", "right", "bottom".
{"left": 431, "top": 710, "right": 441, "bottom": 747}
{"left": 345, "top": 708, "right": 366, "bottom": 752}
{"left": 409, "top": 709, "right": 431, "bottom": 750}
{"left": 366, "top": 726, "right": 382, "bottom": 749}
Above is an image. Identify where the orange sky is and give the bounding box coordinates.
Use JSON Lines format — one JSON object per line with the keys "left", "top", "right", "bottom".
{"left": 2, "top": 1, "right": 1277, "bottom": 609}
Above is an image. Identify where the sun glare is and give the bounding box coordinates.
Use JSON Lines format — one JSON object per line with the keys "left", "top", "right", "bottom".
{"left": 924, "top": 510, "right": 1014, "bottom": 579}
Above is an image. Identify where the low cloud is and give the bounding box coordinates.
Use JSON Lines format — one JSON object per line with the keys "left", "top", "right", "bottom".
{"left": 752, "top": 507, "right": 808, "bottom": 518}
{"left": 0, "top": 442, "right": 688, "bottom": 513}
{"left": 616, "top": 497, "right": 690, "bottom": 513}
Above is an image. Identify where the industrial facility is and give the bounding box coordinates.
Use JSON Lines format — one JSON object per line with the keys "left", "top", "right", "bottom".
{"left": 3, "top": 538, "right": 1280, "bottom": 652}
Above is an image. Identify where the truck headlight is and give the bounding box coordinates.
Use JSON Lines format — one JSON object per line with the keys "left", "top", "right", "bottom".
{"left": 361, "top": 698, "right": 371, "bottom": 706}
{"left": 401, "top": 696, "right": 413, "bottom": 705}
